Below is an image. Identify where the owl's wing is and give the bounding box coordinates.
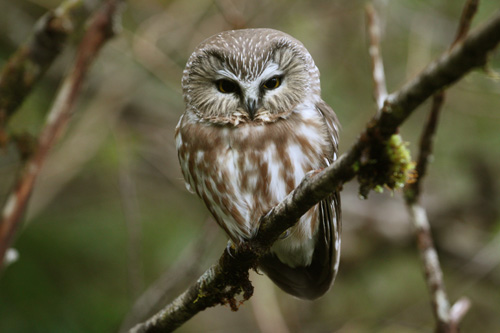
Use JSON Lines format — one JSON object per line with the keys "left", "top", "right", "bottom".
{"left": 316, "top": 100, "right": 340, "bottom": 162}
{"left": 316, "top": 99, "right": 342, "bottom": 281}
{"left": 259, "top": 194, "right": 341, "bottom": 300}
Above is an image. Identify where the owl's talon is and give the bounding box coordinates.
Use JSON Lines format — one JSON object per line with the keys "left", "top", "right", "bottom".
{"left": 306, "top": 168, "right": 323, "bottom": 178}
{"left": 226, "top": 240, "right": 236, "bottom": 258}
{"left": 279, "top": 229, "right": 291, "bottom": 239}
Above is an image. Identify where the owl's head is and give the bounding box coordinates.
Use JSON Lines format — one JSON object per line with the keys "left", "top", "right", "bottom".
{"left": 182, "top": 29, "right": 321, "bottom": 126}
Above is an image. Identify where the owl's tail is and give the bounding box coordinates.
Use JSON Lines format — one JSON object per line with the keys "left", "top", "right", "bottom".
{"left": 258, "top": 197, "right": 341, "bottom": 300}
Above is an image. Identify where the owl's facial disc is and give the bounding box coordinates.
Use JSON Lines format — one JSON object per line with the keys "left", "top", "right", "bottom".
{"left": 186, "top": 41, "right": 311, "bottom": 126}
{"left": 216, "top": 62, "right": 284, "bottom": 121}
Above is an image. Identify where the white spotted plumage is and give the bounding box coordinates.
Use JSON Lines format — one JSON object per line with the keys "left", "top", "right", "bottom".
{"left": 176, "top": 28, "right": 341, "bottom": 299}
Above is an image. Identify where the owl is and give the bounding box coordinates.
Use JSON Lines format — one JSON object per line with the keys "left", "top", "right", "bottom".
{"left": 175, "top": 28, "right": 341, "bottom": 300}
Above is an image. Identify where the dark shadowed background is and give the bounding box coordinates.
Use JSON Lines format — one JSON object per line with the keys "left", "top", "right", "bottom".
{"left": 0, "top": 0, "right": 499, "bottom": 332}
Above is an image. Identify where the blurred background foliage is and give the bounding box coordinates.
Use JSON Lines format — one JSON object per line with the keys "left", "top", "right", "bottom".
{"left": 0, "top": 0, "right": 499, "bottom": 332}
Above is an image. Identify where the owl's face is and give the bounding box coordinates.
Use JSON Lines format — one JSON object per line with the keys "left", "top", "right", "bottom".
{"left": 182, "top": 29, "right": 321, "bottom": 126}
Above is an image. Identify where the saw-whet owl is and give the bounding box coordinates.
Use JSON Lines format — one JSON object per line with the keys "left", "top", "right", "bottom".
{"left": 175, "top": 28, "right": 341, "bottom": 300}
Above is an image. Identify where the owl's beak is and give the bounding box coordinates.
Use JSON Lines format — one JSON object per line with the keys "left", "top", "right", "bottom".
{"left": 244, "top": 98, "right": 259, "bottom": 120}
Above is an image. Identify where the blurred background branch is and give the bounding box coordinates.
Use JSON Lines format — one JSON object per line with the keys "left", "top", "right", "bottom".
{"left": 365, "top": 2, "right": 387, "bottom": 111}
{"left": 0, "top": 0, "right": 96, "bottom": 144}
{"left": 0, "top": 0, "right": 123, "bottom": 268}
{"left": 404, "top": 2, "right": 479, "bottom": 331}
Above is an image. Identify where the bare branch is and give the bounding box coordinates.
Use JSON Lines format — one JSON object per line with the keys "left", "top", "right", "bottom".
{"left": 404, "top": 88, "right": 450, "bottom": 332}
{"left": 406, "top": 0, "right": 481, "bottom": 203}
{"left": 131, "top": 8, "right": 500, "bottom": 333}
{"left": 0, "top": 0, "right": 95, "bottom": 141}
{"left": 365, "top": 3, "right": 387, "bottom": 110}
{"left": 403, "top": 1, "right": 480, "bottom": 331}
{"left": 405, "top": 92, "right": 444, "bottom": 202}
{"left": 406, "top": 203, "right": 452, "bottom": 328}
{"left": 454, "top": 0, "right": 480, "bottom": 46}
{"left": 0, "top": 0, "right": 124, "bottom": 268}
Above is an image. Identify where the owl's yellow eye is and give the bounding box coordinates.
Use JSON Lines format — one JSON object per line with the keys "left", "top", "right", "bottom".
{"left": 263, "top": 76, "right": 281, "bottom": 90}
{"left": 217, "top": 80, "right": 238, "bottom": 93}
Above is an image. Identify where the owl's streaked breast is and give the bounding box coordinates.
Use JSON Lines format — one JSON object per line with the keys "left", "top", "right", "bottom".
{"left": 176, "top": 104, "right": 330, "bottom": 266}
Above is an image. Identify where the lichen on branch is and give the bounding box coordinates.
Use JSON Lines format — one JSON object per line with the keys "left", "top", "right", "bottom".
{"left": 357, "top": 133, "right": 415, "bottom": 198}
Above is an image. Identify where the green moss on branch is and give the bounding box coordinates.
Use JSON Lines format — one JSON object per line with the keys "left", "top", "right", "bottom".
{"left": 357, "top": 134, "right": 415, "bottom": 198}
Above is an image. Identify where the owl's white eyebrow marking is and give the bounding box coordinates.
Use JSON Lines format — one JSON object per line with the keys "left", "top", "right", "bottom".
{"left": 216, "top": 69, "right": 239, "bottom": 81}
{"left": 258, "top": 62, "right": 281, "bottom": 81}
{"left": 216, "top": 61, "right": 280, "bottom": 83}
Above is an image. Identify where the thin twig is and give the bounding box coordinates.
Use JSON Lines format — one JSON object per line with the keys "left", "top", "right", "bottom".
{"left": 0, "top": 0, "right": 123, "bottom": 268}
{"left": 404, "top": 92, "right": 450, "bottom": 330}
{"left": 406, "top": 0, "right": 480, "bottom": 203}
{"left": 454, "top": 0, "right": 480, "bottom": 46}
{"left": 131, "top": 9, "right": 500, "bottom": 333}
{"left": 403, "top": 1, "right": 480, "bottom": 331}
{"left": 365, "top": 3, "right": 388, "bottom": 110}
{"left": 405, "top": 92, "right": 445, "bottom": 202}
{"left": 406, "top": 204, "right": 452, "bottom": 329}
